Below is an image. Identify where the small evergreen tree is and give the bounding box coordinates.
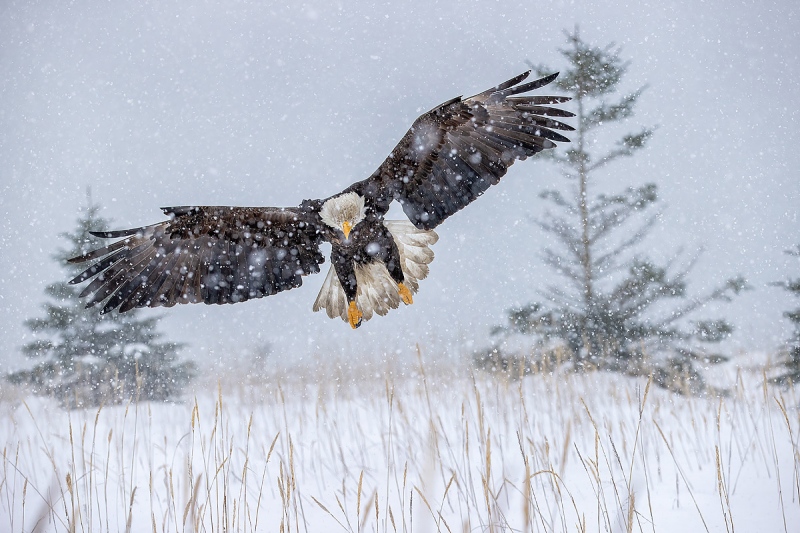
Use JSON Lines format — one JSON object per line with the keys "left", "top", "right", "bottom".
{"left": 8, "top": 193, "right": 196, "bottom": 408}
{"left": 481, "top": 29, "right": 747, "bottom": 392}
{"left": 770, "top": 245, "right": 800, "bottom": 387}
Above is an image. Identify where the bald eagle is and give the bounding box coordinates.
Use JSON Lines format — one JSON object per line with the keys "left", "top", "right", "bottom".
{"left": 68, "top": 71, "right": 573, "bottom": 328}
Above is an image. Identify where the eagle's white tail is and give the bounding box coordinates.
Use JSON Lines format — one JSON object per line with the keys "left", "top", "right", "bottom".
{"left": 312, "top": 221, "right": 438, "bottom": 323}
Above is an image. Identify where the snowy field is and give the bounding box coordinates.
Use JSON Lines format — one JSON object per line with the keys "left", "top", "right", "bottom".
{"left": 1, "top": 352, "right": 798, "bottom": 533}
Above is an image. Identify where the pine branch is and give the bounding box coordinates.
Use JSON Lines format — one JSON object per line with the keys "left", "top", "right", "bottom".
{"left": 591, "top": 183, "right": 658, "bottom": 213}
{"left": 692, "top": 320, "right": 734, "bottom": 343}
{"left": 539, "top": 286, "right": 586, "bottom": 319}
{"left": 654, "top": 276, "right": 749, "bottom": 330}
{"left": 539, "top": 189, "right": 577, "bottom": 212}
{"left": 771, "top": 278, "right": 800, "bottom": 294}
{"left": 535, "top": 214, "right": 583, "bottom": 254}
{"left": 591, "top": 214, "right": 658, "bottom": 269}
{"left": 583, "top": 88, "right": 647, "bottom": 130}
{"left": 588, "top": 127, "right": 655, "bottom": 172}
{"left": 588, "top": 186, "right": 658, "bottom": 244}
{"left": 609, "top": 260, "right": 686, "bottom": 318}
{"left": 564, "top": 148, "right": 590, "bottom": 169}
{"left": 540, "top": 248, "right": 585, "bottom": 284}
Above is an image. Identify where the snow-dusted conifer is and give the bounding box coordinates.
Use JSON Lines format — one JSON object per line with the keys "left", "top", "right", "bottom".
{"left": 7, "top": 193, "right": 195, "bottom": 408}
{"left": 483, "top": 29, "right": 747, "bottom": 393}
{"left": 771, "top": 245, "right": 800, "bottom": 387}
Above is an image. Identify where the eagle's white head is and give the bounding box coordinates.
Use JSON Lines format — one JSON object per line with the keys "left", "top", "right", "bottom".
{"left": 320, "top": 192, "right": 367, "bottom": 239}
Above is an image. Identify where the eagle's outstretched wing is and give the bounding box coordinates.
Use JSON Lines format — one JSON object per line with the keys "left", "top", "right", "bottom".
{"left": 350, "top": 71, "right": 574, "bottom": 229}
{"left": 67, "top": 206, "right": 325, "bottom": 313}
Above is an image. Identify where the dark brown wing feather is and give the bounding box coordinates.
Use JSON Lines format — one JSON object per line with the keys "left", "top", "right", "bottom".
{"left": 350, "top": 71, "right": 574, "bottom": 229}
{"left": 67, "top": 206, "right": 325, "bottom": 313}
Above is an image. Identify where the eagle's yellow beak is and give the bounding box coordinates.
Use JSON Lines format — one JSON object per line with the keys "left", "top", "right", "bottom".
{"left": 342, "top": 221, "right": 352, "bottom": 239}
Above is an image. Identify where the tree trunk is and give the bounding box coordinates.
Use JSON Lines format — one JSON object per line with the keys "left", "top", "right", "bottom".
{"left": 576, "top": 94, "right": 596, "bottom": 360}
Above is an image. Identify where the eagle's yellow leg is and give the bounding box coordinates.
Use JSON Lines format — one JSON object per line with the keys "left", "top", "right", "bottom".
{"left": 347, "top": 301, "right": 363, "bottom": 329}
{"left": 398, "top": 283, "right": 413, "bottom": 305}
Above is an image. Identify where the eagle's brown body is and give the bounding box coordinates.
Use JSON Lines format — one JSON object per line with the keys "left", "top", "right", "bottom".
{"left": 68, "top": 71, "right": 573, "bottom": 328}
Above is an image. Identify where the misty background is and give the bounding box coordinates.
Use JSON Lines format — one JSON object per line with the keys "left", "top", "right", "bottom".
{"left": 1, "top": 0, "right": 798, "bottom": 373}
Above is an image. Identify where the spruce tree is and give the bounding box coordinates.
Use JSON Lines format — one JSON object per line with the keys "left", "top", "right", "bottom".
{"left": 482, "top": 29, "right": 747, "bottom": 392}
{"left": 8, "top": 194, "right": 195, "bottom": 408}
{"left": 771, "top": 245, "right": 800, "bottom": 387}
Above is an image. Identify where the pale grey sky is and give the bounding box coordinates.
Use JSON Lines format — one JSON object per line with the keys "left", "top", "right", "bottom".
{"left": 1, "top": 0, "right": 798, "bottom": 370}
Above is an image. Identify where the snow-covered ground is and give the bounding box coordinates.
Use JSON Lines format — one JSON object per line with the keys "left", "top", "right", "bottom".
{"left": 1, "top": 353, "right": 798, "bottom": 532}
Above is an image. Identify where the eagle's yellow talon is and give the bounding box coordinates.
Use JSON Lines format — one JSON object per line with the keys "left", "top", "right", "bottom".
{"left": 347, "top": 301, "right": 362, "bottom": 329}
{"left": 398, "top": 283, "right": 413, "bottom": 305}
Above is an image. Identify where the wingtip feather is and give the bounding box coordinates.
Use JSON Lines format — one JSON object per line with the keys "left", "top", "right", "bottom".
{"left": 89, "top": 228, "right": 143, "bottom": 239}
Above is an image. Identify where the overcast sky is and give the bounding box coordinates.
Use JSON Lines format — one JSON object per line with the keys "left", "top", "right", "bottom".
{"left": 1, "top": 0, "right": 798, "bottom": 371}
